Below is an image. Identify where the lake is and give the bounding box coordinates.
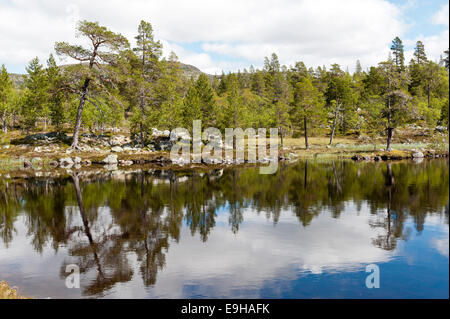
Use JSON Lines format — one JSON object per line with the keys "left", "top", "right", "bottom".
{"left": 0, "top": 159, "right": 448, "bottom": 298}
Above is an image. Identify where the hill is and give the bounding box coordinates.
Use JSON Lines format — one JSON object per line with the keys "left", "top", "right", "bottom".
{"left": 9, "top": 62, "right": 213, "bottom": 87}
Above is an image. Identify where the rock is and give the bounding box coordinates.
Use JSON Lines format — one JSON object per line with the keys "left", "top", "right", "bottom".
{"left": 122, "top": 146, "right": 133, "bottom": 152}
{"left": 102, "top": 154, "right": 118, "bottom": 164}
{"left": 351, "top": 155, "right": 362, "bottom": 161}
{"left": 81, "top": 160, "right": 91, "bottom": 166}
{"left": 149, "top": 136, "right": 174, "bottom": 151}
{"left": 363, "top": 156, "right": 371, "bottom": 161}
{"left": 24, "top": 161, "right": 32, "bottom": 168}
{"left": 59, "top": 157, "right": 74, "bottom": 166}
{"left": 49, "top": 161, "right": 59, "bottom": 167}
{"left": 435, "top": 126, "right": 446, "bottom": 133}
{"left": 170, "top": 130, "right": 191, "bottom": 141}
{"left": 412, "top": 151, "right": 424, "bottom": 158}
{"left": 104, "top": 164, "right": 118, "bottom": 171}
{"left": 3, "top": 145, "right": 10, "bottom": 149}
{"left": 73, "top": 157, "right": 81, "bottom": 164}
{"left": 374, "top": 156, "right": 381, "bottom": 162}
{"left": 118, "top": 160, "right": 133, "bottom": 166}
{"left": 111, "top": 146, "right": 123, "bottom": 152}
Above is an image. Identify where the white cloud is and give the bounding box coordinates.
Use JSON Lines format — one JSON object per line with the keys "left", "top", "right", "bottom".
{"left": 433, "top": 3, "right": 449, "bottom": 27}
{"left": 0, "top": 0, "right": 436, "bottom": 74}
{"left": 404, "top": 29, "right": 449, "bottom": 63}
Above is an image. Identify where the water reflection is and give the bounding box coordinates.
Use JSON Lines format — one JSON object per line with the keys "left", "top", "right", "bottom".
{"left": 0, "top": 160, "right": 448, "bottom": 298}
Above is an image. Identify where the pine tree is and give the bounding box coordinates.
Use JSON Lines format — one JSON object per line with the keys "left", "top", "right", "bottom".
{"left": 195, "top": 74, "right": 216, "bottom": 127}
{"left": 182, "top": 81, "right": 202, "bottom": 130}
{"left": 46, "top": 54, "right": 66, "bottom": 131}
{"left": 0, "top": 64, "right": 14, "bottom": 133}
{"left": 355, "top": 60, "right": 363, "bottom": 75}
{"left": 127, "top": 20, "right": 163, "bottom": 143}
{"left": 222, "top": 74, "right": 243, "bottom": 128}
{"left": 293, "top": 76, "right": 325, "bottom": 149}
{"left": 413, "top": 41, "right": 427, "bottom": 64}
{"left": 23, "top": 57, "right": 48, "bottom": 131}
{"left": 377, "top": 59, "right": 412, "bottom": 151}
{"left": 325, "top": 64, "right": 353, "bottom": 144}
{"left": 444, "top": 49, "right": 449, "bottom": 72}
{"left": 391, "top": 37, "right": 405, "bottom": 72}
{"left": 55, "top": 20, "right": 129, "bottom": 148}
{"left": 155, "top": 52, "right": 185, "bottom": 130}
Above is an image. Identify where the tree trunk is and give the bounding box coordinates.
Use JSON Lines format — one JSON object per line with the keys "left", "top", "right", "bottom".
{"left": 304, "top": 116, "right": 309, "bottom": 150}
{"left": 329, "top": 105, "right": 339, "bottom": 145}
{"left": 427, "top": 84, "right": 430, "bottom": 108}
{"left": 280, "top": 127, "right": 283, "bottom": 147}
{"left": 71, "top": 78, "right": 90, "bottom": 149}
{"left": 386, "top": 95, "right": 393, "bottom": 152}
{"left": 2, "top": 117, "right": 6, "bottom": 134}
{"left": 386, "top": 127, "right": 394, "bottom": 152}
{"left": 139, "top": 89, "right": 145, "bottom": 144}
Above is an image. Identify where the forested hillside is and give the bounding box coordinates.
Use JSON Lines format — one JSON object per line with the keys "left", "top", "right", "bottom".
{"left": 0, "top": 20, "right": 448, "bottom": 151}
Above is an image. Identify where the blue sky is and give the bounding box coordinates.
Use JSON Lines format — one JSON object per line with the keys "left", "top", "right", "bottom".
{"left": 0, "top": 0, "right": 448, "bottom": 74}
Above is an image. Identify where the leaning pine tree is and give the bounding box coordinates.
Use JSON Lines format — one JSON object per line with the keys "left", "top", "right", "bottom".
{"left": 55, "top": 20, "right": 129, "bottom": 149}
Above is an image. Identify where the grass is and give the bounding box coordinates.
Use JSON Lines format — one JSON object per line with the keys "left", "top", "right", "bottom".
{"left": 0, "top": 281, "right": 29, "bottom": 299}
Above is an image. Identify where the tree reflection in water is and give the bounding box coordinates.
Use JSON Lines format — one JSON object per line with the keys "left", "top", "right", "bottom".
{"left": 0, "top": 160, "right": 448, "bottom": 296}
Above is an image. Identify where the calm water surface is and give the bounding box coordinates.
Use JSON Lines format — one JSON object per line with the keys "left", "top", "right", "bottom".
{"left": 0, "top": 160, "right": 448, "bottom": 298}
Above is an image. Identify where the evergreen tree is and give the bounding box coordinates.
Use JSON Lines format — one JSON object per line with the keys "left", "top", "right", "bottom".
{"left": 195, "top": 74, "right": 216, "bottom": 127}
{"left": 46, "top": 54, "right": 66, "bottom": 131}
{"left": 293, "top": 76, "right": 325, "bottom": 149}
{"left": 325, "top": 64, "right": 353, "bottom": 144}
{"left": 355, "top": 60, "right": 363, "bottom": 75}
{"left": 443, "top": 49, "right": 449, "bottom": 72}
{"left": 55, "top": 20, "right": 129, "bottom": 148}
{"left": 221, "top": 74, "right": 243, "bottom": 129}
{"left": 23, "top": 57, "right": 48, "bottom": 131}
{"left": 182, "top": 81, "right": 202, "bottom": 130}
{"left": 0, "top": 64, "right": 14, "bottom": 133}
{"left": 413, "top": 41, "right": 427, "bottom": 64}
{"left": 390, "top": 37, "right": 405, "bottom": 72}
{"left": 376, "top": 59, "right": 412, "bottom": 151}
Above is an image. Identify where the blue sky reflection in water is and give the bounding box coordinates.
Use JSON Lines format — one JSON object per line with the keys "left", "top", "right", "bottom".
{"left": 0, "top": 160, "right": 448, "bottom": 298}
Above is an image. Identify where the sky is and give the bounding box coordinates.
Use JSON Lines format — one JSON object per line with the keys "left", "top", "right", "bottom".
{"left": 0, "top": 0, "right": 448, "bottom": 74}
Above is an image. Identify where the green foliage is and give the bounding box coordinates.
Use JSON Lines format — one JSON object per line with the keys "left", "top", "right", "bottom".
{"left": 293, "top": 75, "right": 325, "bottom": 135}
{"left": 46, "top": 54, "right": 66, "bottom": 131}
{"left": 195, "top": 73, "right": 217, "bottom": 127}
{"left": 391, "top": 36, "right": 405, "bottom": 72}
{"left": 22, "top": 57, "right": 48, "bottom": 131}
{"left": 1, "top": 23, "right": 448, "bottom": 146}
{"left": 0, "top": 64, "right": 15, "bottom": 132}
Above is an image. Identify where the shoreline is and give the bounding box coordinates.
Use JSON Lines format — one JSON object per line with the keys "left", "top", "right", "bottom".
{"left": 0, "top": 145, "right": 448, "bottom": 172}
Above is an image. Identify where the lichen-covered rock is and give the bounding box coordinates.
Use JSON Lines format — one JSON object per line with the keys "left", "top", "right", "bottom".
{"left": 49, "top": 161, "right": 59, "bottom": 167}
{"left": 111, "top": 146, "right": 123, "bottom": 152}
{"left": 59, "top": 157, "right": 74, "bottom": 166}
{"left": 412, "top": 151, "right": 424, "bottom": 158}
{"left": 102, "top": 154, "right": 118, "bottom": 164}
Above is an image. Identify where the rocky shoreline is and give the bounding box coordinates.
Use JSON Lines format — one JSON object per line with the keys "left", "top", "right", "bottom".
{"left": 0, "top": 130, "right": 448, "bottom": 172}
